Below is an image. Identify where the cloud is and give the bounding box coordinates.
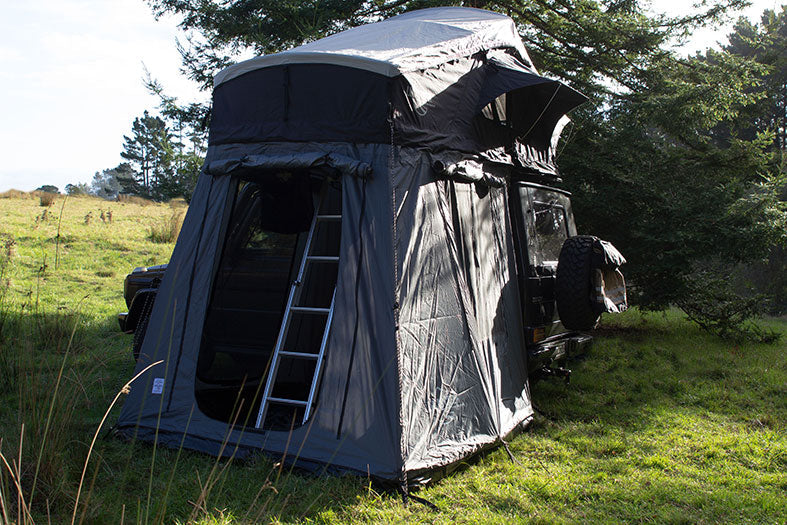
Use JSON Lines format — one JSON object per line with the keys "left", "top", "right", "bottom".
{"left": 0, "top": 46, "right": 23, "bottom": 64}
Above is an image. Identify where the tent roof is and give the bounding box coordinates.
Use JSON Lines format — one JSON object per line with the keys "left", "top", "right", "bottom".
{"left": 214, "top": 7, "right": 533, "bottom": 86}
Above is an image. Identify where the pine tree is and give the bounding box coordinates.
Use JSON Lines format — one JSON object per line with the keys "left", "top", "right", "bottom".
{"left": 120, "top": 110, "right": 174, "bottom": 196}
{"left": 722, "top": 7, "right": 787, "bottom": 155}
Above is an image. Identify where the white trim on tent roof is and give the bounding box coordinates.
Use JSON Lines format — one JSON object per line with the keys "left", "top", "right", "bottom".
{"left": 214, "top": 7, "right": 533, "bottom": 86}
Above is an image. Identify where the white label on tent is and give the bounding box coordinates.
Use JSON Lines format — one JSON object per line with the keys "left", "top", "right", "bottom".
{"left": 151, "top": 378, "right": 165, "bottom": 394}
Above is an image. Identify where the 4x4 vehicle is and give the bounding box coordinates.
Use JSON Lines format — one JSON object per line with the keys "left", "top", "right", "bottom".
{"left": 119, "top": 179, "right": 626, "bottom": 381}
{"left": 118, "top": 264, "right": 167, "bottom": 360}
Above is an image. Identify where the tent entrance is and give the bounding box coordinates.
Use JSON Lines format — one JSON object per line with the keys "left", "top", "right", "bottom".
{"left": 195, "top": 173, "right": 342, "bottom": 430}
{"left": 255, "top": 178, "right": 341, "bottom": 428}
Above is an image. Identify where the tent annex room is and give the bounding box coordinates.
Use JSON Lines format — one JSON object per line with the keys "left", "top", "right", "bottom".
{"left": 115, "top": 6, "right": 586, "bottom": 484}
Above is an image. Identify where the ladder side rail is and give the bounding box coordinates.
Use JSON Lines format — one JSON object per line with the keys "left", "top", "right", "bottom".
{"left": 302, "top": 289, "right": 337, "bottom": 422}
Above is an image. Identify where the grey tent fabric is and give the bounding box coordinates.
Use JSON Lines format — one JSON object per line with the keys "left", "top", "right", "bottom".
{"left": 119, "top": 143, "right": 404, "bottom": 478}
{"left": 214, "top": 7, "right": 532, "bottom": 84}
{"left": 394, "top": 151, "right": 530, "bottom": 472}
{"left": 116, "top": 6, "right": 582, "bottom": 483}
{"left": 207, "top": 8, "right": 586, "bottom": 174}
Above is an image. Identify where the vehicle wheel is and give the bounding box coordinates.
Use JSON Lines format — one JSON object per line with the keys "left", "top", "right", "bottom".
{"left": 132, "top": 300, "right": 152, "bottom": 362}
{"left": 555, "top": 235, "right": 600, "bottom": 331}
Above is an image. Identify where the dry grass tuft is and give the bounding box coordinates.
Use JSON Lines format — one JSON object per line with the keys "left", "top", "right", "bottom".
{"left": 1, "top": 235, "right": 15, "bottom": 261}
{"left": 116, "top": 194, "right": 153, "bottom": 206}
{"left": 148, "top": 210, "right": 184, "bottom": 244}
{"left": 38, "top": 193, "right": 57, "bottom": 207}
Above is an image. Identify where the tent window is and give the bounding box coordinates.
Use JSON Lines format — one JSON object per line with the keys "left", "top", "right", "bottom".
{"left": 195, "top": 173, "right": 341, "bottom": 430}
{"left": 480, "top": 93, "right": 508, "bottom": 126}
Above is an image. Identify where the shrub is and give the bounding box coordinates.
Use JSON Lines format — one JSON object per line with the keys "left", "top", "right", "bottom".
{"left": 677, "top": 266, "right": 782, "bottom": 343}
{"left": 38, "top": 193, "right": 56, "bottom": 207}
{"left": 34, "top": 185, "right": 59, "bottom": 194}
{"left": 148, "top": 210, "right": 185, "bottom": 244}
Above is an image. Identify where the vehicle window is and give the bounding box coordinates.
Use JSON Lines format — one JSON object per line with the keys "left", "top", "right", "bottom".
{"left": 532, "top": 200, "right": 568, "bottom": 264}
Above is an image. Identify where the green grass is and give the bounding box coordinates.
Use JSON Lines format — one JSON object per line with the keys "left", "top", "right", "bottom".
{"left": 0, "top": 193, "right": 785, "bottom": 524}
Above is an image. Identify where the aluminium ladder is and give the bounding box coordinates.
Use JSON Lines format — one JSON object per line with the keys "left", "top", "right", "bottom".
{"left": 255, "top": 181, "right": 340, "bottom": 429}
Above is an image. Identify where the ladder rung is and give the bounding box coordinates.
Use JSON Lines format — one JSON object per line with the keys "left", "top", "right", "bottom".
{"left": 290, "top": 306, "right": 330, "bottom": 314}
{"left": 306, "top": 256, "right": 339, "bottom": 262}
{"left": 317, "top": 215, "right": 341, "bottom": 221}
{"left": 267, "top": 397, "right": 308, "bottom": 407}
{"left": 279, "top": 351, "right": 319, "bottom": 359}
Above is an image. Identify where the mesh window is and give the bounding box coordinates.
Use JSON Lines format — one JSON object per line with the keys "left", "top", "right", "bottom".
{"left": 194, "top": 173, "right": 341, "bottom": 429}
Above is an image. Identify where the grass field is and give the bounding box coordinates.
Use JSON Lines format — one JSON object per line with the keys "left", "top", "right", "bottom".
{"left": 0, "top": 192, "right": 785, "bottom": 524}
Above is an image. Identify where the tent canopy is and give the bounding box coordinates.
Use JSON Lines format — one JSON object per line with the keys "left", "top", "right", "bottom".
{"left": 210, "top": 8, "right": 586, "bottom": 176}
{"left": 214, "top": 7, "right": 533, "bottom": 84}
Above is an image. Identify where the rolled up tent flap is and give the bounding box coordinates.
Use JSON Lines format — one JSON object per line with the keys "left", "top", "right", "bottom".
{"left": 206, "top": 152, "right": 373, "bottom": 178}
{"left": 432, "top": 157, "right": 506, "bottom": 187}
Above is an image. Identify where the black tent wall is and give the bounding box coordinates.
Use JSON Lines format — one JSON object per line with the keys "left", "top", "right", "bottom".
{"left": 209, "top": 59, "right": 584, "bottom": 175}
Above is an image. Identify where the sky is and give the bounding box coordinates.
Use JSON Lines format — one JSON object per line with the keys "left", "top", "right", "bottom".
{"left": 0, "top": 0, "right": 783, "bottom": 193}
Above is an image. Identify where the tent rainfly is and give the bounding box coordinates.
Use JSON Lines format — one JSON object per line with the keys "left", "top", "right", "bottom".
{"left": 116, "top": 6, "right": 587, "bottom": 485}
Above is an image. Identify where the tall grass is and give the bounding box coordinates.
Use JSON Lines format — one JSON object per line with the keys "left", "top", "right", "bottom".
{"left": 0, "top": 190, "right": 30, "bottom": 199}
{"left": 116, "top": 194, "right": 153, "bottom": 206}
{"left": 148, "top": 210, "right": 184, "bottom": 244}
{"left": 0, "top": 194, "right": 194, "bottom": 522}
{"left": 0, "top": 306, "right": 85, "bottom": 520}
{"left": 0, "top": 251, "right": 14, "bottom": 388}
{"left": 0, "top": 194, "right": 785, "bottom": 523}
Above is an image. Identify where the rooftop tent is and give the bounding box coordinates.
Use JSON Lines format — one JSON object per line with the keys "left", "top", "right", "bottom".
{"left": 208, "top": 7, "right": 585, "bottom": 173}
{"left": 116, "top": 7, "right": 585, "bottom": 484}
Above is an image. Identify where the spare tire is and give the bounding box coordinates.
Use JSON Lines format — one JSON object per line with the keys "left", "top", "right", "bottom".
{"left": 131, "top": 293, "right": 155, "bottom": 362}
{"left": 132, "top": 309, "right": 150, "bottom": 362}
{"left": 555, "top": 235, "right": 600, "bottom": 331}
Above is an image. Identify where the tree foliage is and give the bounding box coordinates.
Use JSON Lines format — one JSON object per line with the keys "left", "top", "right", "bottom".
{"left": 146, "top": 0, "right": 749, "bottom": 94}
{"left": 712, "top": 7, "right": 787, "bottom": 316}
{"left": 118, "top": 105, "right": 205, "bottom": 201}
{"left": 120, "top": 110, "right": 173, "bottom": 195}
{"left": 65, "top": 183, "right": 89, "bottom": 196}
{"left": 89, "top": 163, "right": 137, "bottom": 200}
{"left": 559, "top": 9, "right": 787, "bottom": 335}
{"left": 721, "top": 6, "right": 787, "bottom": 154}
{"left": 143, "top": 0, "right": 787, "bottom": 337}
